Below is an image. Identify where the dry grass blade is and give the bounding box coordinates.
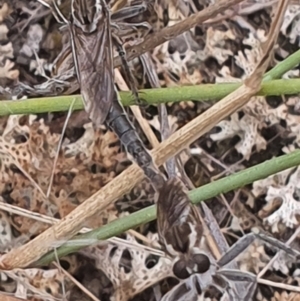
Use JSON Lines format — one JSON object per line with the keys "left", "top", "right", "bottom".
{"left": 114, "top": 68, "right": 159, "bottom": 148}
{"left": 0, "top": 201, "right": 164, "bottom": 256}
{"left": 113, "top": 0, "right": 244, "bottom": 67}
{"left": 245, "top": 0, "right": 289, "bottom": 89}
{"left": 111, "top": 0, "right": 127, "bottom": 12}
{"left": 0, "top": 0, "right": 289, "bottom": 270}
{"left": 140, "top": 52, "right": 177, "bottom": 177}
{"left": 0, "top": 294, "right": 28, "bottom": 301}
{"left": 257, "top": 279, "right": 300, "bottom": 293}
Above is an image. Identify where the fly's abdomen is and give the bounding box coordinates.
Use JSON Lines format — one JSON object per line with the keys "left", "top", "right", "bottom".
{"left": 106, "top": 94, "right": 152, "bottom": 168}
{"left": 105, "top": 90, "right": 165, "bottom": 187}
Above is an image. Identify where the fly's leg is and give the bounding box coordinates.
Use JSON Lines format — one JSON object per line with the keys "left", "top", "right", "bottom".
{"left": 190, "top": 227, "right": 300, "bottom": 301}
{"left": 212, "top": 270, "right": 257, "bottom": 301}
{"left": 110, "top": 1, "right": 152, "bottom": 40}
{"left": 111, "top": 2, "right": 152, "bottom": 107}
{"left": 252, "top": 228, "right": 300, "bottom": 258}
{"left": 113, "top": 21, "right": 152, "bottom": 42}
{"left": 217, "top": 230, "right": 300, "bottom": 268}
{"left": 105, "top": 86, "right": 165, "bottom": 188}
{"left": 111, "top": 3, "right": 148, "bottom": 22}
{"left": 112, "top": 35, "right": 145, "bottom": 106}
{"left": 209, "top": 229, "right": 300, "bottom": 300}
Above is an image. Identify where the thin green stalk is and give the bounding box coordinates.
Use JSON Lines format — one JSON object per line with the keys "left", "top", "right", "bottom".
{"left": 263, "top": 49, "right": 300, "bottom": 81}
{"left": 2, "top": 48, "right": 300, "bottom": 116}
{"left": 1, "top": 79, "right": 300, "bottom": 116}
{"left": 35, "top": 149, "right": 300, "bottom": 266}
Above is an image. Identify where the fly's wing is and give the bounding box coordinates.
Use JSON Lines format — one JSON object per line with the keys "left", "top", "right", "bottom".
{"left": 157, "top": 177, "right": 211, "bottom": 280}
{"left": 156, "top": 177, "right": 203, "bottom": 257}
{"left": 70, "top": 5, "right": 114, "bottom": 126}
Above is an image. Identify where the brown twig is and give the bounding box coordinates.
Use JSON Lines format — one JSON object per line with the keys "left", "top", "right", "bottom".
{"left": 113, "top": 0, "right": 244, "bottom": 68}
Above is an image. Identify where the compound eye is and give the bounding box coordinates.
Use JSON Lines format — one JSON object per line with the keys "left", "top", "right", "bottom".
{"left": 173, "top": 259, "right": 190, "bottom": 279}
{"left": 192, "top": 253, "right": 210, "bottom": 273}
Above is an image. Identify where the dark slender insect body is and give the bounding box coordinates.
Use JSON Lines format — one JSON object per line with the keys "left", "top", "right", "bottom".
{"left": 106, "top": 89, "right": 158, "bottom": 173}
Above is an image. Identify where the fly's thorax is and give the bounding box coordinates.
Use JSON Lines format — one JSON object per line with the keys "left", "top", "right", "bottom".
{"left": 158, "top": 217, "right": 203, "bottom": 259}
{"left": 71, "top": 0, "right": 105, "bottom": 32}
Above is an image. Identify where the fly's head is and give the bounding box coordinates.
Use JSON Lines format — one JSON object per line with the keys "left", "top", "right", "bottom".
{"left": 173, "top": 252, "right": 211, "bottom": 280}
{"left": 71, "top": 0, "right": 106, "bottom": 32}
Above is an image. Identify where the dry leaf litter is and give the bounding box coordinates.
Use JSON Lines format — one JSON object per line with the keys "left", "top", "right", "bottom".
{"left": 0, "top": 0, "right": 300, "bottom": 300}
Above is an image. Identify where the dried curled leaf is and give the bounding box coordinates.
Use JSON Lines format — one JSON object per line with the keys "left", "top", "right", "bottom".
{"left": 0, "top": 60, "right": 19, "bottom": 79}
{"left": 255, "top": 167, "right": 300, "bottom": 232}
{"left": 82, "top": 233, "right": 172, "bottom": 301}
{"left": 13, "top": 268, "right": 70, "bottom": 300}
{"left": 0, "top": 3, "right": 11, "bottom": 22}
{"left": 210, "top": 112, "right": 267, "bottom": 160}
{"left": 0, "top": 114, "right": 121, "bottom": 236}
{"left": 0, "top": 24, "right": 8, "bottom": 41}
{"left": 20, "top": 24, "right": 44, "bottom": 57}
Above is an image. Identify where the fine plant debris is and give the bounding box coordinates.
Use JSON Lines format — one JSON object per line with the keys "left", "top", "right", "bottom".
{"left": 0, "top": 0, "right": 300, "bottom": 301}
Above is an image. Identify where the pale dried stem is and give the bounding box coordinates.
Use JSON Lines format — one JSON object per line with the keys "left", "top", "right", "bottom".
{"left": 201, "top": 204, "right": 225, "bottom": 259}
{"left": 0, "top": 202, "right": 164, "bottom": 256}
{"left": 111, "top": 0, "right": 127, "bottom": 13}
{"left": 0, "top": 0, "right": 289, "bottom": 270}
{"left": 257, "top": 278, "right": 300, "bottom": 293}
{"left": 257, "top": 227, "right": 300, "bottom": 279}
{"left": 46, "top": 99, "right": 75, "bottom": 300}
{"left": 207, "top": 0, "right": 289, "bottom": 297}
{"left": 0, "top": 295, "right": 28, "bottom": 301}
{"left": 46, "top": 99, "right": 76, "bottom": 198}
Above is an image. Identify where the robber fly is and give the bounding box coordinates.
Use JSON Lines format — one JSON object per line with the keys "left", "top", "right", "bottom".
{"left": 48, "top": 0, "right": 165, "bottom": 185}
